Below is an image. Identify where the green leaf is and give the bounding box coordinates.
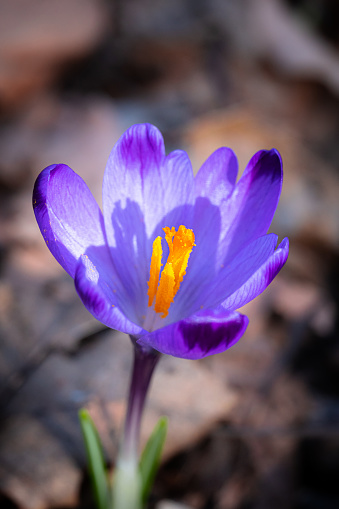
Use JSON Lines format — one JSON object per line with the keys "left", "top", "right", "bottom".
{"left": 139, "top": 416, "right": 168, "bottom": 505}
{"left": 79, "top": 408, "right": 110, "bottom": 509}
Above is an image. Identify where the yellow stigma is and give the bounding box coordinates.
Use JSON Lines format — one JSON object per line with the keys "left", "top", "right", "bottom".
{"left": 147, "top": 225, "right": 195, "bottom": 318}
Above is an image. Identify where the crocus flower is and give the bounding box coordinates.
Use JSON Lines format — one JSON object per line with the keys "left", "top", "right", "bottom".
{"left": 33, "top": 123, "right": 288, "bottom": 360}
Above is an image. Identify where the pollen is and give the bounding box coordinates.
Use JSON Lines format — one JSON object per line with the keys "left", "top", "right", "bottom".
{"left": 147, "top": 236, "right": 163, "bottom": 307}
{"left": 147, "top": 225, "right": 195, "bottom": 318}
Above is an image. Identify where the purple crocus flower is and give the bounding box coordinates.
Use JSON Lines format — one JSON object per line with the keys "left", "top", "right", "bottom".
{"left": 33, "top": 123, "right": 288, "bottom": 360}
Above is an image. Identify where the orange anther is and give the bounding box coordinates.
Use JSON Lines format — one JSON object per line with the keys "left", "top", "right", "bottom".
{"left": 147, "top": 225, "right": 195, "bottom": 318}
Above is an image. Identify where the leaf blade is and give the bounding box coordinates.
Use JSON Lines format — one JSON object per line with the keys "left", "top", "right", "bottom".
{"left": 79, "top": 408, "right": 110, "bottom": 509}
{"left": 139, "top": 416, "right": 168, "bottom": 505}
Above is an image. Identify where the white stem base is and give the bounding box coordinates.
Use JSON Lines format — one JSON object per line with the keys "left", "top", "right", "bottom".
{"left": 112, "top": 460, "right": 142, "bottom": 509}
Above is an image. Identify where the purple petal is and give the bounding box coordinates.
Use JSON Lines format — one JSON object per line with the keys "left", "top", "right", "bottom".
{"left": 106, "top": 199, "right": 150, "bottom": 322}
{"left": 183, "top": 148, "right": 237, "bottom": 307}
{"left": 218, "top": 149, "right": 283, "bottom": 265}
{"left": 103, "top": 123, "right": 194, "bottom": 241}
{"left": 137, "top": 309, "right": 248, "bottom": 359}
{"left": 165, "top": 197, "right": 221, "bottom": 322}
{"left": 195, "top": 147, "right": 238, "bottom": 202}
{"left": 102, "top": 124, "right": 195, "bottom": 320}
{"left": 75, "top": 254, "right": 144, "bottom": 335}
{"left": 202, "top": 233, "right": 280, "bottom": 310}
{"left": 221, "top": 237, "right": 289, "bottom": 311}
{"left": 33, "top": 164, "right": 106, "bottom": 278}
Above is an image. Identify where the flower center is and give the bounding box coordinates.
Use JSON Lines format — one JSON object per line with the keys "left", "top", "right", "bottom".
{"left": 147, "top": 225, "right": 195, "bottom": 318}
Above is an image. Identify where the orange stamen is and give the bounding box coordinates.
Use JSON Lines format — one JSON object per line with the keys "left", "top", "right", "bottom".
{"left": 154, "top": 263, "right": 175, "bottom": 317}
{"left": 148, "top": 225, "right": 195, "bottom": 318}
{"left": 147, "top": 236, "right": 162, "bottom": 306}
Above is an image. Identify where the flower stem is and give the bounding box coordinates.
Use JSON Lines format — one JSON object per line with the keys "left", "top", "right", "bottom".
{"left": 113, "top": 341, "right": 159, "bottom": 509}
{"left": 120, "top": 340, "right": 160, "bottom": 465}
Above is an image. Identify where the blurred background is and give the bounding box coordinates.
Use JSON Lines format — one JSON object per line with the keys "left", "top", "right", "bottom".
{"left": 0, "top": 0, "right": 339, "bottom": 508}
